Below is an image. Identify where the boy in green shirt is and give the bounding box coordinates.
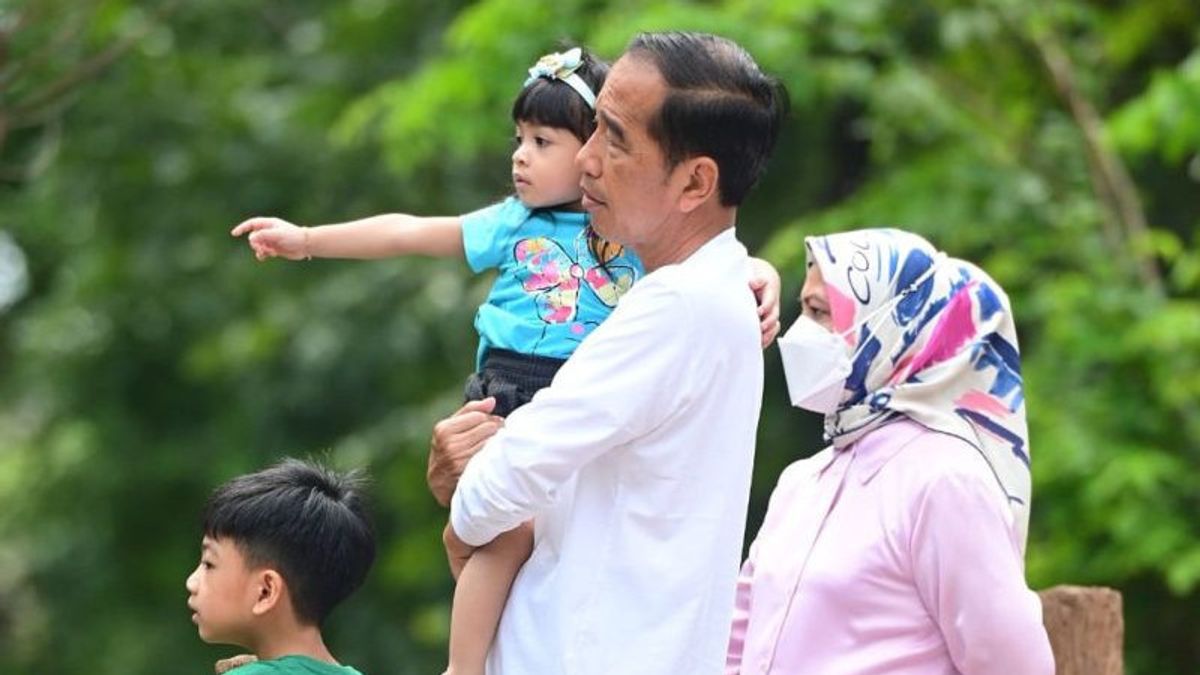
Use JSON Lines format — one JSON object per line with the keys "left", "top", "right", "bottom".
{"left": 186, "top": 458, "right": 376, "bottom": 674}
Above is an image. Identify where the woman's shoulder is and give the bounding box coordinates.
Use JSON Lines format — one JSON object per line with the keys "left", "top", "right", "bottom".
{"left": 868, "top": 421, "right": 989, "bottom": 473}
{"left": 911, "top": 428, "right": 995, "bottom": 478}
{"left": 880, "top": 424, "right": 1012, "bottom": 512}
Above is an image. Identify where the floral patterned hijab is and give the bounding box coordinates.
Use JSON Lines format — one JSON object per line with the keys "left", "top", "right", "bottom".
{"left": 806, "top": 228, "right": 1032, "bottom": 547}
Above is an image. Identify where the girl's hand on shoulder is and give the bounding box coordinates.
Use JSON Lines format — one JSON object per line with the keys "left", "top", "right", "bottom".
{"left": 230, "top": 216, "right": 308, "bottom": 261}
{"left": 748, "top": 257, "right": 782, "bottom": 348}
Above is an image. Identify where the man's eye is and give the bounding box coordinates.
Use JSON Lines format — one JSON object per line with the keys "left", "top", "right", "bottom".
{"left": 535, "top": 136, "right": 549, "bottom": 147}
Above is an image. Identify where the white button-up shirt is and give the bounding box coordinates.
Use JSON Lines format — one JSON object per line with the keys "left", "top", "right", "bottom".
{"left": 451, "top": 228, "right": 764, "bottom": 675}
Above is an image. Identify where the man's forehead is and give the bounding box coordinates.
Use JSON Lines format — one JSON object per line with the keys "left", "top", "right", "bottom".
{"left": 598, "top": 54, "right": 666, "bottom": 123}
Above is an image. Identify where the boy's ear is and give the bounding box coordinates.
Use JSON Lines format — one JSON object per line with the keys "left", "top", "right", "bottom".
{"left": 250, "top": 569, "right": 285, "bottom": 616}
{"left": 676, "top": 156, "right": 719, "bottom": 214}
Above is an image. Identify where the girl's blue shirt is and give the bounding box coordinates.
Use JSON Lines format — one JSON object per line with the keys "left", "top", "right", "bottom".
{"left": 461, "top": 197, "right": 644, "bottom": 368}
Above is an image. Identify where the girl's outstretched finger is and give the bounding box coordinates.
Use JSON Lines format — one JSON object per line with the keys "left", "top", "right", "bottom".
{"left": 231, "top": 217, "right": 272, "bottom": 237}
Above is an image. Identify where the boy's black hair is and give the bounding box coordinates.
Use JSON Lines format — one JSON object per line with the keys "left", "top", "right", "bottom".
{"left": 511, "top": 46, "right": 609, "bottom": 143}
{"left": 201, "top": 458, "right": 376, "bottom": 626}
{"left": 627, "top": 32, "right": 788, "bottom": 207}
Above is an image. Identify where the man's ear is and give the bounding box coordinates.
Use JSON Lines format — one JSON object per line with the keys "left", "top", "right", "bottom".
{"left": 676, "top": 156, "right": 719, "bottom": 214}
{"left": 250, "top": 569, "right": 285, "bottom": 616}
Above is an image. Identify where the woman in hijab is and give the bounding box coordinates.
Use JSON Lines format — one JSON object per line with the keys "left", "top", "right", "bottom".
{"left": 727, "top": 229, "right": 1054, "bottom": 675}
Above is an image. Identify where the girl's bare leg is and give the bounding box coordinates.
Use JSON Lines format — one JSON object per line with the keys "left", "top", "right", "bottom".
{"left": 444, "top": 522, "right": 534, "bottom": 675}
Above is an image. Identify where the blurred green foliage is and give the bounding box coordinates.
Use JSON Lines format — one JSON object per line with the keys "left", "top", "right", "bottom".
{"left": 1, "top": 0, "right": 1197, "bottom": 673}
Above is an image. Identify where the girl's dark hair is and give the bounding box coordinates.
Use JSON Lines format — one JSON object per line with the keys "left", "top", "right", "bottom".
{"left": 511, "top": 47, "right": 609, "bottom": 144}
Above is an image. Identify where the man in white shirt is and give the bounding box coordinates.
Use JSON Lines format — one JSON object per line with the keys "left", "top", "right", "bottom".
{"left": 428, "top": 32, "right": 787, "bottom": 675}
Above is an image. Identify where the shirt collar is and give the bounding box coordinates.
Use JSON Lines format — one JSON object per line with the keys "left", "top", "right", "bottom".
{"left": 844, "top": 418, "right": 928, "bottom": 484}
{"left": 689, "top": 226, "right": 739, "bottom": 261}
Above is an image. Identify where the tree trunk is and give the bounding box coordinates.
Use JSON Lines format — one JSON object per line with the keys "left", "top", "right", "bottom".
{"left": 1039, "top": 585, "right": 1124, "bottom": 675}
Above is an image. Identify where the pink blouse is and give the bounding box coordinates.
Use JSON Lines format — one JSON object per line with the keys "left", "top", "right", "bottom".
{"left": 727, "top": 419, "right": 1054, "bottom": 674}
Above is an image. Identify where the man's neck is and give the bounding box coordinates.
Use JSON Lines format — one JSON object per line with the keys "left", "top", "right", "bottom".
{"left": 636, "top": 207, "right": 736, "bottom": 272}
{"left": 250, "top": 623, "right": 337, "bottom": 665}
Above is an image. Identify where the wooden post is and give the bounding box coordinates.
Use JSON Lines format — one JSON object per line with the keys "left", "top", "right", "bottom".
{"left": 1038, "top": 585, "right": 1124, "bottom": 675}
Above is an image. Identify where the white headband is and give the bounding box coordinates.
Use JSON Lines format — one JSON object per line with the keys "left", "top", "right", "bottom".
{"left": 524, "top": 47, "right": 596, "bottom": 109}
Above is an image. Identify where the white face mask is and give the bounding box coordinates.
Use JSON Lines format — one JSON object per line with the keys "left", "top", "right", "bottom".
{"left": 778, "top": 314, "right": 854, "bottom": 413}
{"left": 780, "top": 254, "right": 945, "bottom": 414}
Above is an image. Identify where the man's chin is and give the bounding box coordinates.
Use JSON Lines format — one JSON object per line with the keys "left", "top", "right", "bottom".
{"left": 589, "top": 217, "right": 613, "bottom": 238}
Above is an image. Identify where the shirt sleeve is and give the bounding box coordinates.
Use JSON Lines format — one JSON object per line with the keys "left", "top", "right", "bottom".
{"left": 725, "top": 538, "right": 758, "bottom": 674}
{"left": 909, "top": 468, "right": 1055, "bottom": 675}
{"left": 450, "top": 279, "right": 697, "bottom": 546}
{"left": 460, "top": 197, "right": 529, "bottom": 273}
{"left": 725, "top": 457, "right": 816, "bottom": 675}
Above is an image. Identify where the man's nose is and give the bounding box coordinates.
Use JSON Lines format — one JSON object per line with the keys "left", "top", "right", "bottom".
{"left": 186, "top": 566, "right": 199, "bottom": 593}
{"left": 512, "top": 143, "right": 528, "bottom": 166}
{"left": 575, "top": 133, "right": 598, "bottom": 176}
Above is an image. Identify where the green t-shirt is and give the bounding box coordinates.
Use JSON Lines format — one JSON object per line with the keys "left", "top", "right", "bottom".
{"left": 230, "top": 655, "right": 364, "bottom": 675}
